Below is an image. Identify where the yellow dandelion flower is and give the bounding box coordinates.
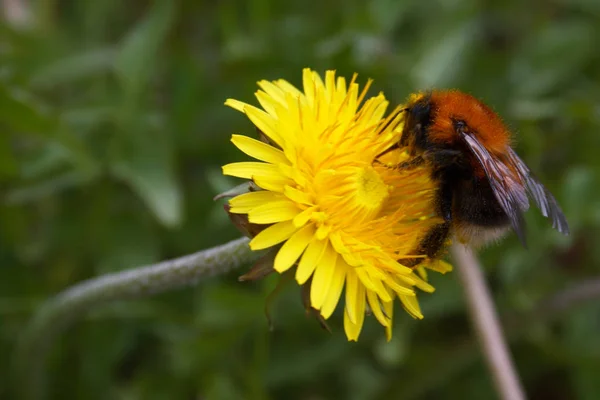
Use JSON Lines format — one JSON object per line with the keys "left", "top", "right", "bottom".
{"left": 222, "top": 68, "right": 452, "bottom": 341}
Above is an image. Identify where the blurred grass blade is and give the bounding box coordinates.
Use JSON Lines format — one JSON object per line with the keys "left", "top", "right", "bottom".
{"left": 4, "top": 171, "right": 93, "bottom": 205}
{"left": 0, "top": 83, "right": 96, "bottom": 174}
{"left": 111, "top": 1, "right": 180, "bottom": 227}
{"left": 29, "top": 47, "right": 116, "bottom": 89}
{"left": 114, "top": 0, "right": 176, "bottom": 97}
{"left": 111, "top": 134, "right": 182, "bottom": 228}
{"left": 410, "top": 22, "right": 476, "bottom": 89}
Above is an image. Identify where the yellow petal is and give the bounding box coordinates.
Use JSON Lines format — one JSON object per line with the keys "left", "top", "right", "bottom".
{"left": 416, "top": 266, "right": 428, "bottom": 281}
{"left": 329, "top": 231, "right": 350, "bottom": 255}
{"left": 320, "top": 258, "right": 347, "bottom": 319}
{"left": 224, "top": 98, "right": 247, "bottom": 112}
{"left": 383, "top": 299, "right": 394, "bottom": 342}
{"left": 367, "top": 290, "right": 390, "bottom": 327}
{"left": 249, "top": 220, "right": 297, "bottom": 250}
{"left": 255, "top": 90, "right": 278, "bottom": 116}
{"left": 310, "top": 243, "right": 337, "bottom": 310}
{"left": 222, "top": 162, "right": 281, "bottom": 180}
{"left": 411, "top": 274, "right": 435, "bottom": 293}
{"left": 273, "top": 79, "right": 304, "bottom": 97}
{"left": 426, "top": 259, "right": 454, "bottom": 274}
{"left": 344, "top": 283, "right": 366, "bottom": 342}
{"left": 273, "top": 224, "right": 315, "bottom": 273}
{"left": 335, "top": 76, "right": 347, "bottom": 102}
{"left": 257, "top": 80, "right": 287, "bottom": 106}
{"left": 302, "top": 68, "right": 316, "bottom": 106}
{"left": 344, "top": 269, "right": 359, "bottom": 324}
{"left": 292, "top": 206, "right": 316, "bottom": 228}
{"left": 386, "top": 277, "right": 415, "bottom": 297}
{"left": 243, "top": 105, "right": 284, "bottom": 148}
{"left": 274, "top": 79, "right": 302, "bottom": 97}
{"left": 229, "top": 191, "right": 284, "bottom": 214}
{"left": 355, "top": 267, "right": 378, "bottom": 292}
{"left": 379, "top": 257, "right": 412, "bottom": 275}
{"left": 365, "top": 271, "right": 393, "bottom": 303}
{"left": 296, "top": 237, "right": 327, "bottom": 284}
{"left": 248, "top": 201, "right": 300, "bottom": 224}
{"left": 231, "top": 134, "right": 289, "bottom": 165}
{"left": 253, "top": 175, "right": 295, "bottom": 193}
{"left": 283, "top": 185, "right": 313, "bottom": 205}
{"left": 394, "top": 273, "right": 416, "bottom": 286}
{"left": 315, "top": 224, "right": 331, "bottom": 240}
{"left": 399, "top": 294, "right": 423, "bottom": 319}
{"left": 325, "top": 70, "right": 336, "bottom": 103}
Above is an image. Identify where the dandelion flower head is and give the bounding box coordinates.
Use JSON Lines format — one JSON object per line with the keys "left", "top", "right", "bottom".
{"left": 222, "top": 69, "right": 452, "bottom": 341}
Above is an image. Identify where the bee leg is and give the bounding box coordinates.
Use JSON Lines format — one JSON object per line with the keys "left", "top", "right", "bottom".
{"left": 374, "top": 155, "right": 424, "bottom": 170}
{"left": 375, "top": 143, "right": 399, "bottom": 159}
{"left": 402, "top": 176, "right": 455, "bottom": 268}
{"left": 424, "top": 149, "right": 464, "bottom": 168}
{"left": 403, "top": 221, "right": 451, "bottom": 268}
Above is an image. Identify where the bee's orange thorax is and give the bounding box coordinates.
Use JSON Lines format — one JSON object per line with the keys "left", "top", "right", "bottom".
{"left": 426, "top": 90, "right": 512, "bottom": 155}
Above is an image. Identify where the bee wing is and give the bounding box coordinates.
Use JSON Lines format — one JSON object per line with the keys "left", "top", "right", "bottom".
{"left": 505, "top": 148, "right": 570, "bottom": 235}
{"left": 461, "top": 133, "right": 530, "bottom": 246}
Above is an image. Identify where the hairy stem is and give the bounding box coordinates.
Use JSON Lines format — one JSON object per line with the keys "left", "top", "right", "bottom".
{"left": 452, "top": 244, "right": 526, "bottom": 400}
{"left": 15, "top": 237, "right": 257, "bottom": 400}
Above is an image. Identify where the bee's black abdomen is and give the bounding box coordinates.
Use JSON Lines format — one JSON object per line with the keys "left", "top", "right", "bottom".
{"left": 452, "top": 176, "right": 510, "bottom": 228}
{"left": 405, "top": 158, "right": 511, "bottom": 267}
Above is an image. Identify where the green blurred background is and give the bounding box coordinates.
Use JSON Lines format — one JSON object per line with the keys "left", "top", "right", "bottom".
{"left": 1, "top": 0, "right": 599, "bottom": 399}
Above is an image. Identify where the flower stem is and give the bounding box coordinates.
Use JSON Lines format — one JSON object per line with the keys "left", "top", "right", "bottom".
{"left": 14, "top": 237, "right": 257, "bottom": 400}
{"left": 452, "top": 244, "right": 526, "bottom": 400}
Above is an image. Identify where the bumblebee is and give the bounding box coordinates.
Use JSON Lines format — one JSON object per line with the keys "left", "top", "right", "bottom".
{"left": 391, "top": 90, "right": 569, "bottom": 265}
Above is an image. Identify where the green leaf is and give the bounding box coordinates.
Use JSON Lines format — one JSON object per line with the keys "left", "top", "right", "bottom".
{"left": 0, "top": 134, "right": 17, "bottom": 177}
{"left": 411, "top": 21, "right": 476, "bottom": 88}
{"left": 0, "top": 84, "right": 54, "bottom": 133}
{"left": 114, "top": 0, "right": 176, "bottom": 98}
{"left": 4, "top": 171, "right": 93, "bottom": 205}
{"left": 29, "top": 47, "right": 116, "bottom": 88}
{"left": 510, "top": 22, "right": 595, "bottom": 96}
{"left": 111, "top": 130, "right": 182, "bottom": 228}
{"left": 0, "top": 83, "right": 97, "bottom": 174}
